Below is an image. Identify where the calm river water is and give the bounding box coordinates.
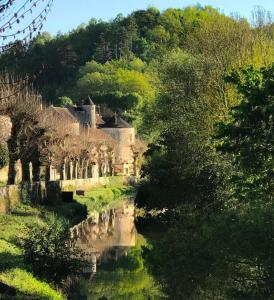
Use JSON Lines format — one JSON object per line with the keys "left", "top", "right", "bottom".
{"left": 68, "top": 199, "right": 164, "bottom": 300}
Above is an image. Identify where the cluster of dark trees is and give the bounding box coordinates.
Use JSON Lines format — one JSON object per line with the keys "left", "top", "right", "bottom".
{"left": 138, "top": 61, "right": 274, "bottom": 299}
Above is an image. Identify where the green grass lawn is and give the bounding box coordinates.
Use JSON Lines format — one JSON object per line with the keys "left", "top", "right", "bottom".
{"left": 0, "top": 181, "right": 135, "bottom": 299}
{"left": 0, "top": 181, "right": 6, "bottom": 187}
{"left": 73, "top": 184, "right": 135, "bottom": 214}
{"left": 0, "top": 204, "right": 64, "bottom": 299}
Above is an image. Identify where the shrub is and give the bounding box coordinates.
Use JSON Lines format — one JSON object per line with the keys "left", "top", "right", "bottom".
{"left": 58, "top": 96, "right": 73, "bottom": 107}
{"left": 0, "top": 143, "right": 8, "bottom": 169}
{"left": 21, "top": 215, "right": 84, "bottom": 285}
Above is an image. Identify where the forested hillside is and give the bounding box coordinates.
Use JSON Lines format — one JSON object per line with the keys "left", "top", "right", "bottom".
{"left": 1, "top": 5, "right": 273, "bottom": 136}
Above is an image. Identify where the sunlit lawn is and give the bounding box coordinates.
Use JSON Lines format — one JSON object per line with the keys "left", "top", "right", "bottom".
{"left": 0, "top": 204, "right": 64, "bottom": 299}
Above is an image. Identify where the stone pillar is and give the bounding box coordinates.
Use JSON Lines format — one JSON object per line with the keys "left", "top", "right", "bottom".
{"left": 74, "top": 160, "right": 78, "bottom": 179}
{"left": 69, "top": 160, "right": 73, "bottom": 180}
{"left": 87, "top": 164, "right": 92, "bottom": 178}
{"left": 92, "top": 163, "right": 99, "bottom": 178}
{"left": 91, "top": 254, "right": 97, "bottom": 273}
{"left": 60, "top": 158, "right": 67, "bottom": 180}
{"left": 83, "top": 165, "right": 88, "bottom": 179}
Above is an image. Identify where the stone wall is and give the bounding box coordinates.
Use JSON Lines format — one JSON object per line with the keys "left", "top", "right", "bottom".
{"left": 102, "top": 127, "right": 135, "bottom": 164}
{"left": 0, "top": 161, "right": 22, "bottom": 184}
{"left": 56, "top": 176, "right": 129, "bottom": 192}
{"left": 0, "top": 176, "right": 134, "bottom": 214}
{"left": 0, "top": 185, "right": 21, "bottom": 213}
{"left": 0, "top": 166, "right": 8, "bottom": 183}
{"left": 0, "top": 182, "right": 50, "bottom": 213}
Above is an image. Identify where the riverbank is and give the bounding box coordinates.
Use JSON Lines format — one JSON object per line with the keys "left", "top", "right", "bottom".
{"left": 0, "top": 181, "right": 134, "bottom": 299}
{"left": 74, "top": 184, "right": 135, "bottom": 214}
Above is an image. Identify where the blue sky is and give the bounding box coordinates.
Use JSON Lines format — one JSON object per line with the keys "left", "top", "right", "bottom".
{"left": 45, "top": 0, "right": 274, "bottom": 35}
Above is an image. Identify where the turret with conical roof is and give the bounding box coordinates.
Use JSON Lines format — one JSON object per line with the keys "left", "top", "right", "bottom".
{"left": 82, "top": 95, "right": 96, "bottom": 128}
{"left": 100, "top": 113, "right": 135, "bottom": 173}
{"left": 83, "top": 96, "right": 95, "bottom": 106}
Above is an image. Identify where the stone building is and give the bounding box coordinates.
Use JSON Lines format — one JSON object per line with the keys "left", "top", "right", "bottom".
{"left": 49, "top": 96, "right": 143, "bottom": 176}
{"left": 0, "top": 96, "right": 145, "bottom": 184}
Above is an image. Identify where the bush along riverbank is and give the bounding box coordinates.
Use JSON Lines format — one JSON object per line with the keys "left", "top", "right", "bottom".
{"left": 0, "top": 180, "right": 134, "bottom": 299}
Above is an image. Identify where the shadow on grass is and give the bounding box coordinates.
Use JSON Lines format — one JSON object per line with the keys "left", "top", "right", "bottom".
{"left": 44, "top": 199, "right": 88, "bottom": 225}
{"left": 0, "top": 252, "right": 23, "bottom": 272}
{"left": 10, "top": 211, "right": 38, "bottom": 217}
{"left": 0, "top": 251, "right": 41, "bottom": 299}
{"left": 0, "top": 281, "right": 17, "bottom": 298}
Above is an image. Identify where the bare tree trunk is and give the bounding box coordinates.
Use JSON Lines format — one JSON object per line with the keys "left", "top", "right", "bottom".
{"left": 74, "top": 160, "right": 78, "bottom": 179}
{"left": 61, "top": 158, "right": 67, "bottom": 180}
{"left": 21, "top": 160, "right": 31, "bottom": 182}
{"left": 32, "top": 161, "right": 41, "bottom": 182}
{"left": 7, "top": 123, "right": 19, "bottom": 185}
{"left": 45, "top": 165, "right": 51, "bottom": 182}
{"left": 88, "top": 164, "right": 93, "bottom": 178}
{"left": 83, "top": 164, "right": 88, "bottom": 179}
{"left": 69, "top": 160, "right": 73, "bottom": 180}
{"left": 7, "top": 158, "right": 17, "bottom": 185}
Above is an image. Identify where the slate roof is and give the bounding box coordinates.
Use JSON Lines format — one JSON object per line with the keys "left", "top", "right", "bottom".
{"left": 67, "top": 106, "right": 88, "bottom": 124}
{"left": 96, "top": 114, "right": 105, "bottom": 125}
{"left": 83, "top": 96, "right": 95, "bottom": 105}
{"left": 50, "top": 107, "right": 78, "bottom": 123}
{"left": 100, "top": 114, "right": 132, "bottom": 129}
{"left": 88, "top": 128, "right": 117, "bottom": 146}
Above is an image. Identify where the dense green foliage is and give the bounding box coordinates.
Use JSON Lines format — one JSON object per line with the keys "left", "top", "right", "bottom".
{"left": 0, "top": 180, "right": 134, "bottom": 298}
{"left": 0, "top": 5, "right": 272, "bottom": 133}
{"left": 21, "top": 215, "right": 84, "bottom": 285}
{"left": 77, "top": 58, "right": 155, "bottom": 125}
{"left": 70, "top": 235, "right": 165, "bottom": 300}
{"left": 139, "top": 64, "right": 274, "bottom": 299}
{"left": 0, "top": 205, "right": 64, "bottom": 299}
{"left": 137, "top": 49, "right": 227, "bottom": 209}
{"left": 0, "top": 143, "right": 8, "bottom": 169}
{"left": 57, "top": 96, "right": 73, "bottom": 106}
{"left": 217, "top": 65, "right": 274, "bottom": 203}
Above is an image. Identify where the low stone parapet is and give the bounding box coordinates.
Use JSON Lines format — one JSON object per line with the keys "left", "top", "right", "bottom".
{"left": 0, "top": 176, "right": 136, "bottom": 214}
{"left": 59, "top": 177, "right": 112, "bottom": 192}
{"left": 0, "top": 185, "right": 21, "bottom": 213}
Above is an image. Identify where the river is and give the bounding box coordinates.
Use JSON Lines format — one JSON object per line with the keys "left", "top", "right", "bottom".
{"left": 68, "top": 199, "right": 165, "bottom": 300}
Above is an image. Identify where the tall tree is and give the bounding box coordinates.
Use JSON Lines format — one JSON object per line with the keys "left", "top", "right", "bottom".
{"left": 217, "top": 64, "right": 274, "bottom": 202}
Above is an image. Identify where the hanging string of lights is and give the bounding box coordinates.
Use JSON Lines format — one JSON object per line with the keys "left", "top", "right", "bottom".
{"left": 0, "top": 0, "right": 15, "bottom": 14}
{"left": 0, "top": 1, "right": 16, "bottom": 23}
{"left": 0, "top": 0, "right": 54, "bottom": 100}
{"left": 0, "top": 0, "right": 53, "bottom": 43}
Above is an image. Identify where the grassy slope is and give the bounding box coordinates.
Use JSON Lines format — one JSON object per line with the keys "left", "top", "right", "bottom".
{"left": 74, "top": 184, "right": 135, "bottom": 214}
{"left": 73, "top": 177, "right": 135, "bottom": 214}
{"left": 0, "top": 180, "right": 134, "bottom": 299}
{"left": 0, "top": 205, "right": 63, "bottom": 300}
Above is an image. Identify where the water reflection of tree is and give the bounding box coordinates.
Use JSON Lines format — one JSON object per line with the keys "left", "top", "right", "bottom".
{"left": 84, "top": 269, "right": 164, "bottom": 300}
{"left": 70, "top": 235, "right": 166, "bottom": 299}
